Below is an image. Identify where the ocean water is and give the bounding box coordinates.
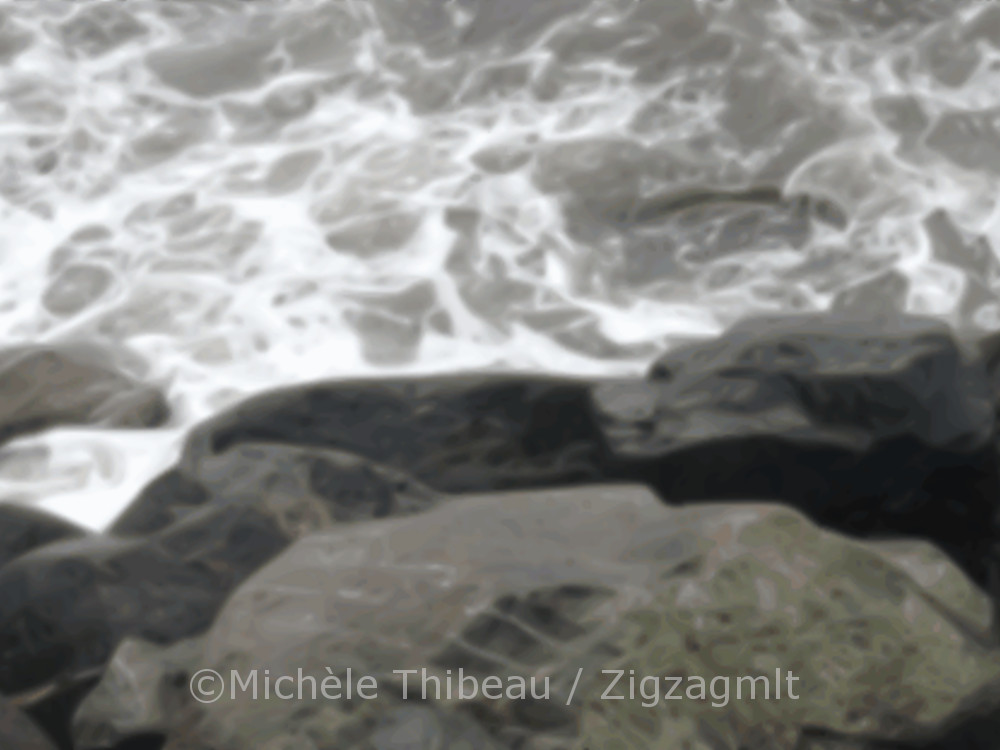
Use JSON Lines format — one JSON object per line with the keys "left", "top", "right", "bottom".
{"left": 1, "top": 0, "right": 999, "bottom": 530}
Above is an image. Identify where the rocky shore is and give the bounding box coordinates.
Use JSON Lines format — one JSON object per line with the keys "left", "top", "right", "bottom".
{"left": 3, "top": 314, "right": 1000, "bottom": 749}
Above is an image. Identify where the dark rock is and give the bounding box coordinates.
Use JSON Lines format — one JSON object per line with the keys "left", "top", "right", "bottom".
{"left": 161, "top": 314, "right": 1000, "bottom": 594}
{"left": 112, "top": 442, "right": 442, "bottom": 536}
{"left": 977, "top": 332, "right": 1000, "bottom": 405}
{"left": 592, "top": 314, "right": 1000, "bottom": 591}
{"left": 21, "top": 672, "right": 102, "bottom": 750}
{"left": 178, "top": 376, "right": 610, "bottom": 496}
{"left": 109, "top": 470, "right": 209, "bottom": 537}
{"left": 798, "top": 681, "right": 1000, "bottom": 749}
{"left": 73, "top": 487, "right": 1000, "bottom": 750}
{"left": 0, "top": 505, "right": 87, "bottom": 571}
{"left": 0, "top": 342, "right": 169, "bottom": 446}
{"left": 0, "top": 695, "right": 57, "bottom": 750}
{"left": 106, "top": 736, "right": 166, "bottom": 750}
{"left": 96, "top": 736, "right": 166, "bottom": 750}
{"left": 0, "top": 445, "right": 442, "bottom": 731}
{"left": 0, "top": 503, "right": 289, "bottom": 698}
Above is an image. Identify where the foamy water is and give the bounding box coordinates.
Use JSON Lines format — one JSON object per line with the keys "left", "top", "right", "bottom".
{"left": 1, "top": 0, "right": 999, "bottom": 530}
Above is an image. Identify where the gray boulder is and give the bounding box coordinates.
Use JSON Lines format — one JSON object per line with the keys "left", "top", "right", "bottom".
{"left": 73, "top": 486, "right": 1000, "bottom": 750}
{"left": 119, "top": 376, "right": 607, "bottom": 538}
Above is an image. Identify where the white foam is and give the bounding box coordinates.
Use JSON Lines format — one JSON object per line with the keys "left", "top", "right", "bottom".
{"left": 0, "top": 0, "right": 997, "bottom": 530}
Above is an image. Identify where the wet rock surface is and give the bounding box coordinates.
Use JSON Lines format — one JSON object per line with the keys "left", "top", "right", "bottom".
{"left": 593, "top": 314, "right": 1000, "bottom": 591}
{"left": 179, "top": 375, "right": 611, "bottom": 495}
{"left": 111, "top": 442, "right": 443, "bottom": 536}
{"left": 0, "top": 342, "right": 170, "bottom": 446}
{"left": 0, "top": 504, "right": 289, "bottom": 699}
{"left": 0, "top": 505, "right": 87, "bottom": 571}
{"left": 73, "top": 487, "right": 1000, "bottom": 750}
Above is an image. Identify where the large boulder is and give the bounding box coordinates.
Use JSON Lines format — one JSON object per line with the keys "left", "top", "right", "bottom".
{"left": 0, "top": 446, "right": 443, "bottom": 744}
{"left": 72, "top": 486, "right": 1000, "bottom": 750}
{"left": 593, "top": 314, "right": 1000, "bottom": 592}
{"left": 0, "top": 505, "right": 87, "bottom": 571}
{"left": 0, "top": 342, "right": 169, "bottom": 446}
{"left": 155, "top": 314, "right": 1000, "bottom": 596}
{"left": 160, "top": 375, "right": 608, "bottom": 511}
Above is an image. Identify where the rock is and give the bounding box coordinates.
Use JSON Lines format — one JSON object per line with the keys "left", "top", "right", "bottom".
{"left": 0, "top": 342, "right": 169, "bottom": 446}
{"left": 72, "top": 486, "right": 1000, "bottom": 750}
{"left": 0, "top": 695, "right": 56, "bottom": 750}
{"left": 178, "top": 375, "right": 610, "bottom": 496}
{"left": 867, "top": 539, "right": 994, "bottom": 643}
{"left": 593, "top": 313, "right": 1000, "bottom": 592}
{"left": 0, "top": 504, "right": 87, "bottom": 571}
{"left": 975, "top": 330, "right": 1000, "bottom": 404}
{"left": 112, "top": 442, "right": 443, "bottom": 536}
{"left": 20, "top": 673, "right": 103, "bottom": 750}
{"left": 1, "top": 445, "right": 444, "bottom": 701}
{"left": 0, "top": 446, "right": 445, "bottom": 749}
{"left": 162, "top": 314, "right": 1000, "bottom": 593}
{"left": 108, "top": 470, "right": 209, "bottom": 537}
{"left": 0, "top": 504, "right": 289, "bottom": 699}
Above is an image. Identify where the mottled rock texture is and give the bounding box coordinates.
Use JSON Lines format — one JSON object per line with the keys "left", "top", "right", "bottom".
{"left": 74, "top": 487, "right": 1000, "bottom": 750}
{"left": 111, "top": 442, "right": 442, "bottom": 536}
